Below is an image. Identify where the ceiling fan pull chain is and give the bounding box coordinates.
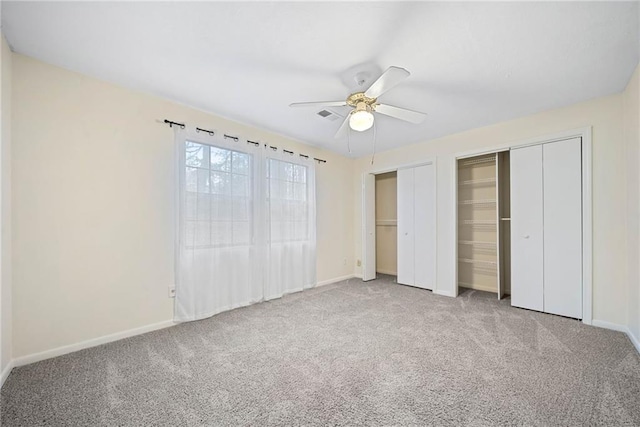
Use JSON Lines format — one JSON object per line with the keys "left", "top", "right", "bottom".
{"left": 347, "top": 125, "right": 352, "bottom": 154}
{"left": 370, "top": 120, "right": 377, "bottom": 165}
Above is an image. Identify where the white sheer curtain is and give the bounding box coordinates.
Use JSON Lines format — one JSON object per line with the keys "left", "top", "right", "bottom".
{"left": 264, "top": 152, "right": 317, "bottom": 299}
{"left": 174, "top": 129, "right": 316, "bottom": 322}
{"left": 175, "top": 129, "right": 265, "bottom": 322}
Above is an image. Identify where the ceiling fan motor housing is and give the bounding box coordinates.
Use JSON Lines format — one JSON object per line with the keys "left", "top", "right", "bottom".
{"left": 346, "top": 92, "right": 377, "bottom": 109}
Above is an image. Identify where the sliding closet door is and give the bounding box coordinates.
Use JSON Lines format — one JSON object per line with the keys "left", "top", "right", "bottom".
{"left": 543, "top": 138, "right": 582, "bottom": 318}
{"left": 414, "top": 164, "right": 436, "bottom": 290}
{"left": 510, "top": 145, "right": 544, "bottom": 312}
{"left": 397, "top": 168, "right": 415, "bottom": 286}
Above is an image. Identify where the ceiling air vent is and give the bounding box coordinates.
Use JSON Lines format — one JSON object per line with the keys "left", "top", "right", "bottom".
{"left": 317, "top": 109, "right": 341, "bottom": 121}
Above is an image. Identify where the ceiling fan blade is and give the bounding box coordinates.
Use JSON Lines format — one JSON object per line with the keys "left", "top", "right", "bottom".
{"left": 289, "top": 100, "right": 347, "bottom": 108}
{"left": 375, "top": 104, "right": 427, "bottom": 124}
{"left": 334, "top": 113, "right": 351, "bottom": 139}
{"left": 364, "top": 66, "right": 410, "bottom": 99}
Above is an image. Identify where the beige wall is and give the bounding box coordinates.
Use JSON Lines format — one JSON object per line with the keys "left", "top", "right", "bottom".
{"left": 624, "top": 63, "right": 640, "bottom": 341}
{"left": 7, "top": 49, "right": 640, "bottom": 361}
{"left": 1, "top": 35, "right": 12, "bottom": 374}
{"left": 375, "top": 172, "right": 397, "bottom": 275}
{"left": 354, "top": 93, "right": 627, "bottom": 325}
{"left": 11, "top": 54, "right": 355, "bottom": 358}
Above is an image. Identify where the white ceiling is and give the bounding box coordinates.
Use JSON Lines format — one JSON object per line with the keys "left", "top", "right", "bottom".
{"left": 2, "top": 2, "right": 639, "bottom": 157}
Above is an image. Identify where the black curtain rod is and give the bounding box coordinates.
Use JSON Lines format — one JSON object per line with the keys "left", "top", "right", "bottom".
{"left": 163, "top": 119, "right": 326, "bottom": 163}
{"left": 196, "top": 127, "right": 214, "bottom": 136}
{"left": 164, "top": 119, "right": 185, "bottom": 129}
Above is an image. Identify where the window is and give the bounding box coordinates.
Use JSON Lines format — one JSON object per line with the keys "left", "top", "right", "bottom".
{"left": 267, "top": 158, "right": 309, "bottom": 243}
{"left": 177, "top": 134, "right": 317, "bottom": 321}
{"left": 184, "top": 141, "right": 252, "bottom": 248}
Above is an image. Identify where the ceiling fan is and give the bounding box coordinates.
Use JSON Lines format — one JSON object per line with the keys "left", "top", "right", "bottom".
{"left": 290, "top": 66, "right": 427, "bottom": 138}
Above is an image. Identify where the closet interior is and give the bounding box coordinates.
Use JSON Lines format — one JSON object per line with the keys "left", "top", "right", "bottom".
{"left": 375, "top": 172, "right": 398, "bottom": 277}
{"left": 457, "top": 152, "right": 511, "bottom": 298}
{"left": 497, "top": 152, "right": 511, "bottom": 297}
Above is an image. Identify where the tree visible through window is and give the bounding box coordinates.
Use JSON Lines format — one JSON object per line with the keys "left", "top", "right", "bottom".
{"left": 184, "top": 141, "right": 252, "bottom": 248}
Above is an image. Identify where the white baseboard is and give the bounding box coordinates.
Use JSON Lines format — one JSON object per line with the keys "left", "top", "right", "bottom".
{"left": 316, "top": 274, "right": 356, "bottom": 287}
{"left": 592, "top": 319, "right": 628, "bottom": 333}
{"left": 628, "top": 329, "right": 640, "bottom": 354}
{"left": 8, "top": 277, "right": 358, "bottom": 370}
{"left": 12, "top": 320, "right": 175, "bottom": 368}
{"left": 433, "top": 289, "right": 456, "bottom": 298}
{"left": 592, "top": 319, "right": 640, "bottom": 354}
{"left": 0, "top": 360, "right": 14, "bottom": 389}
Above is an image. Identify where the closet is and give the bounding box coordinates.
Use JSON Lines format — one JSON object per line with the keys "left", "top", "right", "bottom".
{"left": 457, "top": 154, "right": 505, "bottom": 296}
{"left": 457, "top": 137, "right": 583, "bottom": 320}
{"left": 397, "top": 163, "right": 436, "bottom": 290}
{"left": 511, "top": 137, "right": 582, "bottom": 319}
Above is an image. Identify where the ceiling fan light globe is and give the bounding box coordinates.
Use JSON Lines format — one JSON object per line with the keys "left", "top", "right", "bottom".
{"left": 349, "top": 110, "right": 374, "bottom": 132}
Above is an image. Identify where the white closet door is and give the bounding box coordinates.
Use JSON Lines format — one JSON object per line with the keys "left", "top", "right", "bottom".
{"left": 543, "top": 138, "right": 582, "bottom": 318}
{"left": 414, "top": 164, "right": 436, "bottom": 290}
{"left": 496, "top": 156, "right": 503, "bottom": 300}
{"left": 397, "top": 168, "right": 415, "bottom": 286}
{"left": 362, "top": 173, "right": 377, "bottom": 281}
{"left": 510, "top": 145, "right": 544, "bottom": 312}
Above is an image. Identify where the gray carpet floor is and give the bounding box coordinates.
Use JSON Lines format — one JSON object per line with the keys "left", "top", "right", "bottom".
{"left": 2, "top": 275, "right": 640, "bottom": 426}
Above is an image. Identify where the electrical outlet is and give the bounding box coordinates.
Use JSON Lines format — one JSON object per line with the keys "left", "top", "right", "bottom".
{"left": 343, "top": 258, "right": 347, "bottom": 266}
{"left": 168, "top": 286, "right": 176, "bottom": 298}
{"left": 357, "top": 259, "right": 362, "bottom": 267}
